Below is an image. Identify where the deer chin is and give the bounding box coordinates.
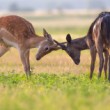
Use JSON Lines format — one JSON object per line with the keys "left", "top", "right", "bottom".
{"left": 36, "top": 54, "right": 43, "bottom": 60}
{"left": 36, "top": 51, "right": 47, "bottom": 60}
{"left": 36, "top": 56, "right": 41, "bottom": 60}
{"left": 36, "top": 49, "right": 54, "bottom": 61}
{"left": 67, "top": 54, "right": 80, "bottom": 65}
{"left": 74, "top": 61, "right": 80, "bottom": 65}
{"left": 73, "top": 59, "right": 80, "bottom": 65}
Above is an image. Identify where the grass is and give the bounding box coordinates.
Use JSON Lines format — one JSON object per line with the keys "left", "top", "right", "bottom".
{"left": 25, "top": 12, "right": 96, "bottom": 35}
{"left": 0, "top": 12, "right": 109, "bottom": 110}
{"left": 0, "top": 73, "right": 110, "bottom": 110}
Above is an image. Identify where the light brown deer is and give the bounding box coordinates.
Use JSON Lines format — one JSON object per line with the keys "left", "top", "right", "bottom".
{"left": 0, "top": 15, "right": 56, "bottom": 77}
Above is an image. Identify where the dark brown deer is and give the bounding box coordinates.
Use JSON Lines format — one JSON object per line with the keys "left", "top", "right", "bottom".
{"left": 54, "top": 34, "right": 108, "bottom": 79}
{"left": 0, "top": 15, "right": 56, "bottom": 77}
{"left": 36, "top": 12, "right": 110, "bottom": 79}
{"left": 92, "top": 14, "right": 110, "bottom": 81}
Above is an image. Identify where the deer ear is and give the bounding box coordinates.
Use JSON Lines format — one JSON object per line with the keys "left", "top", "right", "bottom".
{"left": 66, "top": 34, "right": 72, "bottom": 43}
{"left": 47, "top": 34, "right": 53, "bottom": 43}
{"left": 43, "top": 28, "right": 49, "bottom": 37}
{"left": 43, "top": 29, "right": 53, "bottom": 43}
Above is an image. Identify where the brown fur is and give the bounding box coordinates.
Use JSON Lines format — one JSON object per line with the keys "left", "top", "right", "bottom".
{"left": 0, "top": 15, "right": 52, "bottom": 77}
{"left": 0, "top": 15, "right": 36, "bottom": 42}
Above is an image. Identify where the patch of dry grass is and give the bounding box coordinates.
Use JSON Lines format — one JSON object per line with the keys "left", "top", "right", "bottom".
{"left": 0, "top": 45, "right": 100, "bottom": 76}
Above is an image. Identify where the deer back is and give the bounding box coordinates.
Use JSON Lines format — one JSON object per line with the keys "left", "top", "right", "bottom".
{"left": 0, "top": 15, "right": 36, "bottom": 43}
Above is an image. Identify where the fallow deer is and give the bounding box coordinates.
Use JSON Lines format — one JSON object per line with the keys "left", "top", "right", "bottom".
{"left": 36, "top": 12, "right": 110, "bottom": 80}
{"left": 0, "top": 15, "right": 57, "bottom": 77}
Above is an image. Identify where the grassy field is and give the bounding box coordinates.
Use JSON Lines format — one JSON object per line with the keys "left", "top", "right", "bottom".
{"left": 0, "top": 74, "right": 110, "bottom": 110}
{"left": 0, "top": 12, "right": 110, "bottom": 110}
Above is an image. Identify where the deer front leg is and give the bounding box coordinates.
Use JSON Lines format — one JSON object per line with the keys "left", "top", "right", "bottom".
{"left": 104, "top": 50, "right": 109, "bottom": 79}
{"left": 0, "top": 44, "right": 9, "bottom": 57}
{"left": 25, "top": 50, "right": 31, "bottom": 74}
{"left": 19, "top": 49, "right": 31, "bottom": 78}
{"left": 90, "top": 46, "right": 97, "bottom": 79}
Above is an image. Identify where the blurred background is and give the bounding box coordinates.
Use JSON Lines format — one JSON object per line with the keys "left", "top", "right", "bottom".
{"left": 0, "top": 0, "right": 110, "bottom": 11}
{"left": 0, "top": 0, "right": 109, "bottom": 35}
{"left": 0, "top": 0, "right": 110, "bottom": 74}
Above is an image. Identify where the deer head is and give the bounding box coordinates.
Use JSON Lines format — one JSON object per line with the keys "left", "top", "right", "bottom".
{"left": 54, "top": 34, "right": 81, "bottom": 65}
{"left": 36, "top": 29, "right": 59, "bottom": 60}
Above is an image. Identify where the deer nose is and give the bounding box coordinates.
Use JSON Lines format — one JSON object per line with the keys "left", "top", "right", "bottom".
{"left": 36, "top": 57, "right": 40, "bottom": 60}
{"left": 75, "top": 59, "right": 80, "bottom": 65}
{"left": 36, "top": 55, "right": 40, "bottom": 60}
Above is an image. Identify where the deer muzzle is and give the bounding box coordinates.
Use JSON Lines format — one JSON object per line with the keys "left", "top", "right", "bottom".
{"left": 74, "top": 59, "right": 80, "bottom": 65}
{"left": 36, "top": 55, "right": 41, "bottom": 60}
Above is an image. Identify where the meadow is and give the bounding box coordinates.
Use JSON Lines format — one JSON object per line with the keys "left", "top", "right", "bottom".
{"left": 0, "top": 11, "right": 110, "bottom": 110}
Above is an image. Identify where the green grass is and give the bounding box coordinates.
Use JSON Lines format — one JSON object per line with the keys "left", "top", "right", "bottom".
{"left": 35, "top": 26, "right": 88, "bottom": 36}
{"left": 0, "top": 73, "right": 110, "bottom": 110}
{"left": 26, "top": 14, "right": 95, "bottom": 21}
{"left": 26, "top": 13, "right": 94, "bottom": 36}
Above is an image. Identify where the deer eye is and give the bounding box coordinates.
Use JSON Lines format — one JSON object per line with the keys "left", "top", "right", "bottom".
{"left": 45, "top": 47, "right": 49, "bottom": 51}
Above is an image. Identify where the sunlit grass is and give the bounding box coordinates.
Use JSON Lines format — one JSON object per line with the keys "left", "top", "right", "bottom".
{"left": 0, "top": 74, "right": 110, "bottom": 110}
{"left": 0, "top": 47, "right": 100, "bottom": 75}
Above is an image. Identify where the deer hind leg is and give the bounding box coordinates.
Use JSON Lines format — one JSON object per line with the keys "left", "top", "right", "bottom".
{"left": 104, "top": 50, "right": 109, "bottom": 79}
{"left": 98, "top": 50, "right": 104, "bottom": 79}
{"left": 108, "top": 49, "right": 110, "bottom": 81}
{"left": 19, "top": 49, "right": 31, "bottom": 78}
{"left": 90, "top": 45, "right": 97, "bottom": 79}
{"left": 95, "top": 41, "right": 104, "bottom": 79}
{"left": 108, "top": 55, "right": 110, "bottom": 81}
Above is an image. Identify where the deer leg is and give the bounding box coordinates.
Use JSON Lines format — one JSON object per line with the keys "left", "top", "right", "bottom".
{"left": 104, "top": 50, "right": 109, "bottom": 79}
{"left": 0, "top": 45, "right": 9, "bottom": 57}
{"left": 97, "top": 47, "right": 104, "bottom": 79}
{"left": 25, "top": 50, "right": 31, "bottom": 75}
{"left": 19, "top": 49, "right": 31, "bottom": 78}
{"left": 90, "top": 46, "right": 97, "bottom": 79}
{"left": 98, "top": 52, "right": 104, "bottom": 78}
{"left": 94, "top": 33, "right": 104, "bottom": 79}
{"left": 108, "top": 55, "right": 110, "bottom": 81}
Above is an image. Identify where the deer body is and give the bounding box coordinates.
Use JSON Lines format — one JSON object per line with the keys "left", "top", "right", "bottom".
{"left": 0, "top": 15, "right": 48, "bottom": 77}
{"left": 92, "top": 14, "right": 110, "bottom": 80}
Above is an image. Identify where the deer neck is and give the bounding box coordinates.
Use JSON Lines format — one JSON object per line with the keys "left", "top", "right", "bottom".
{"left": 72, "top": 36, "right": 89, "bottom": 50}
{"left": 26, "top": 34, "right": 45, "bottom": 48}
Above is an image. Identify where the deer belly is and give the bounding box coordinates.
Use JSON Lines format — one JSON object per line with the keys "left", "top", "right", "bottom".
{"left": 2, "top": 38, "right": 18, "bottom": 49}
